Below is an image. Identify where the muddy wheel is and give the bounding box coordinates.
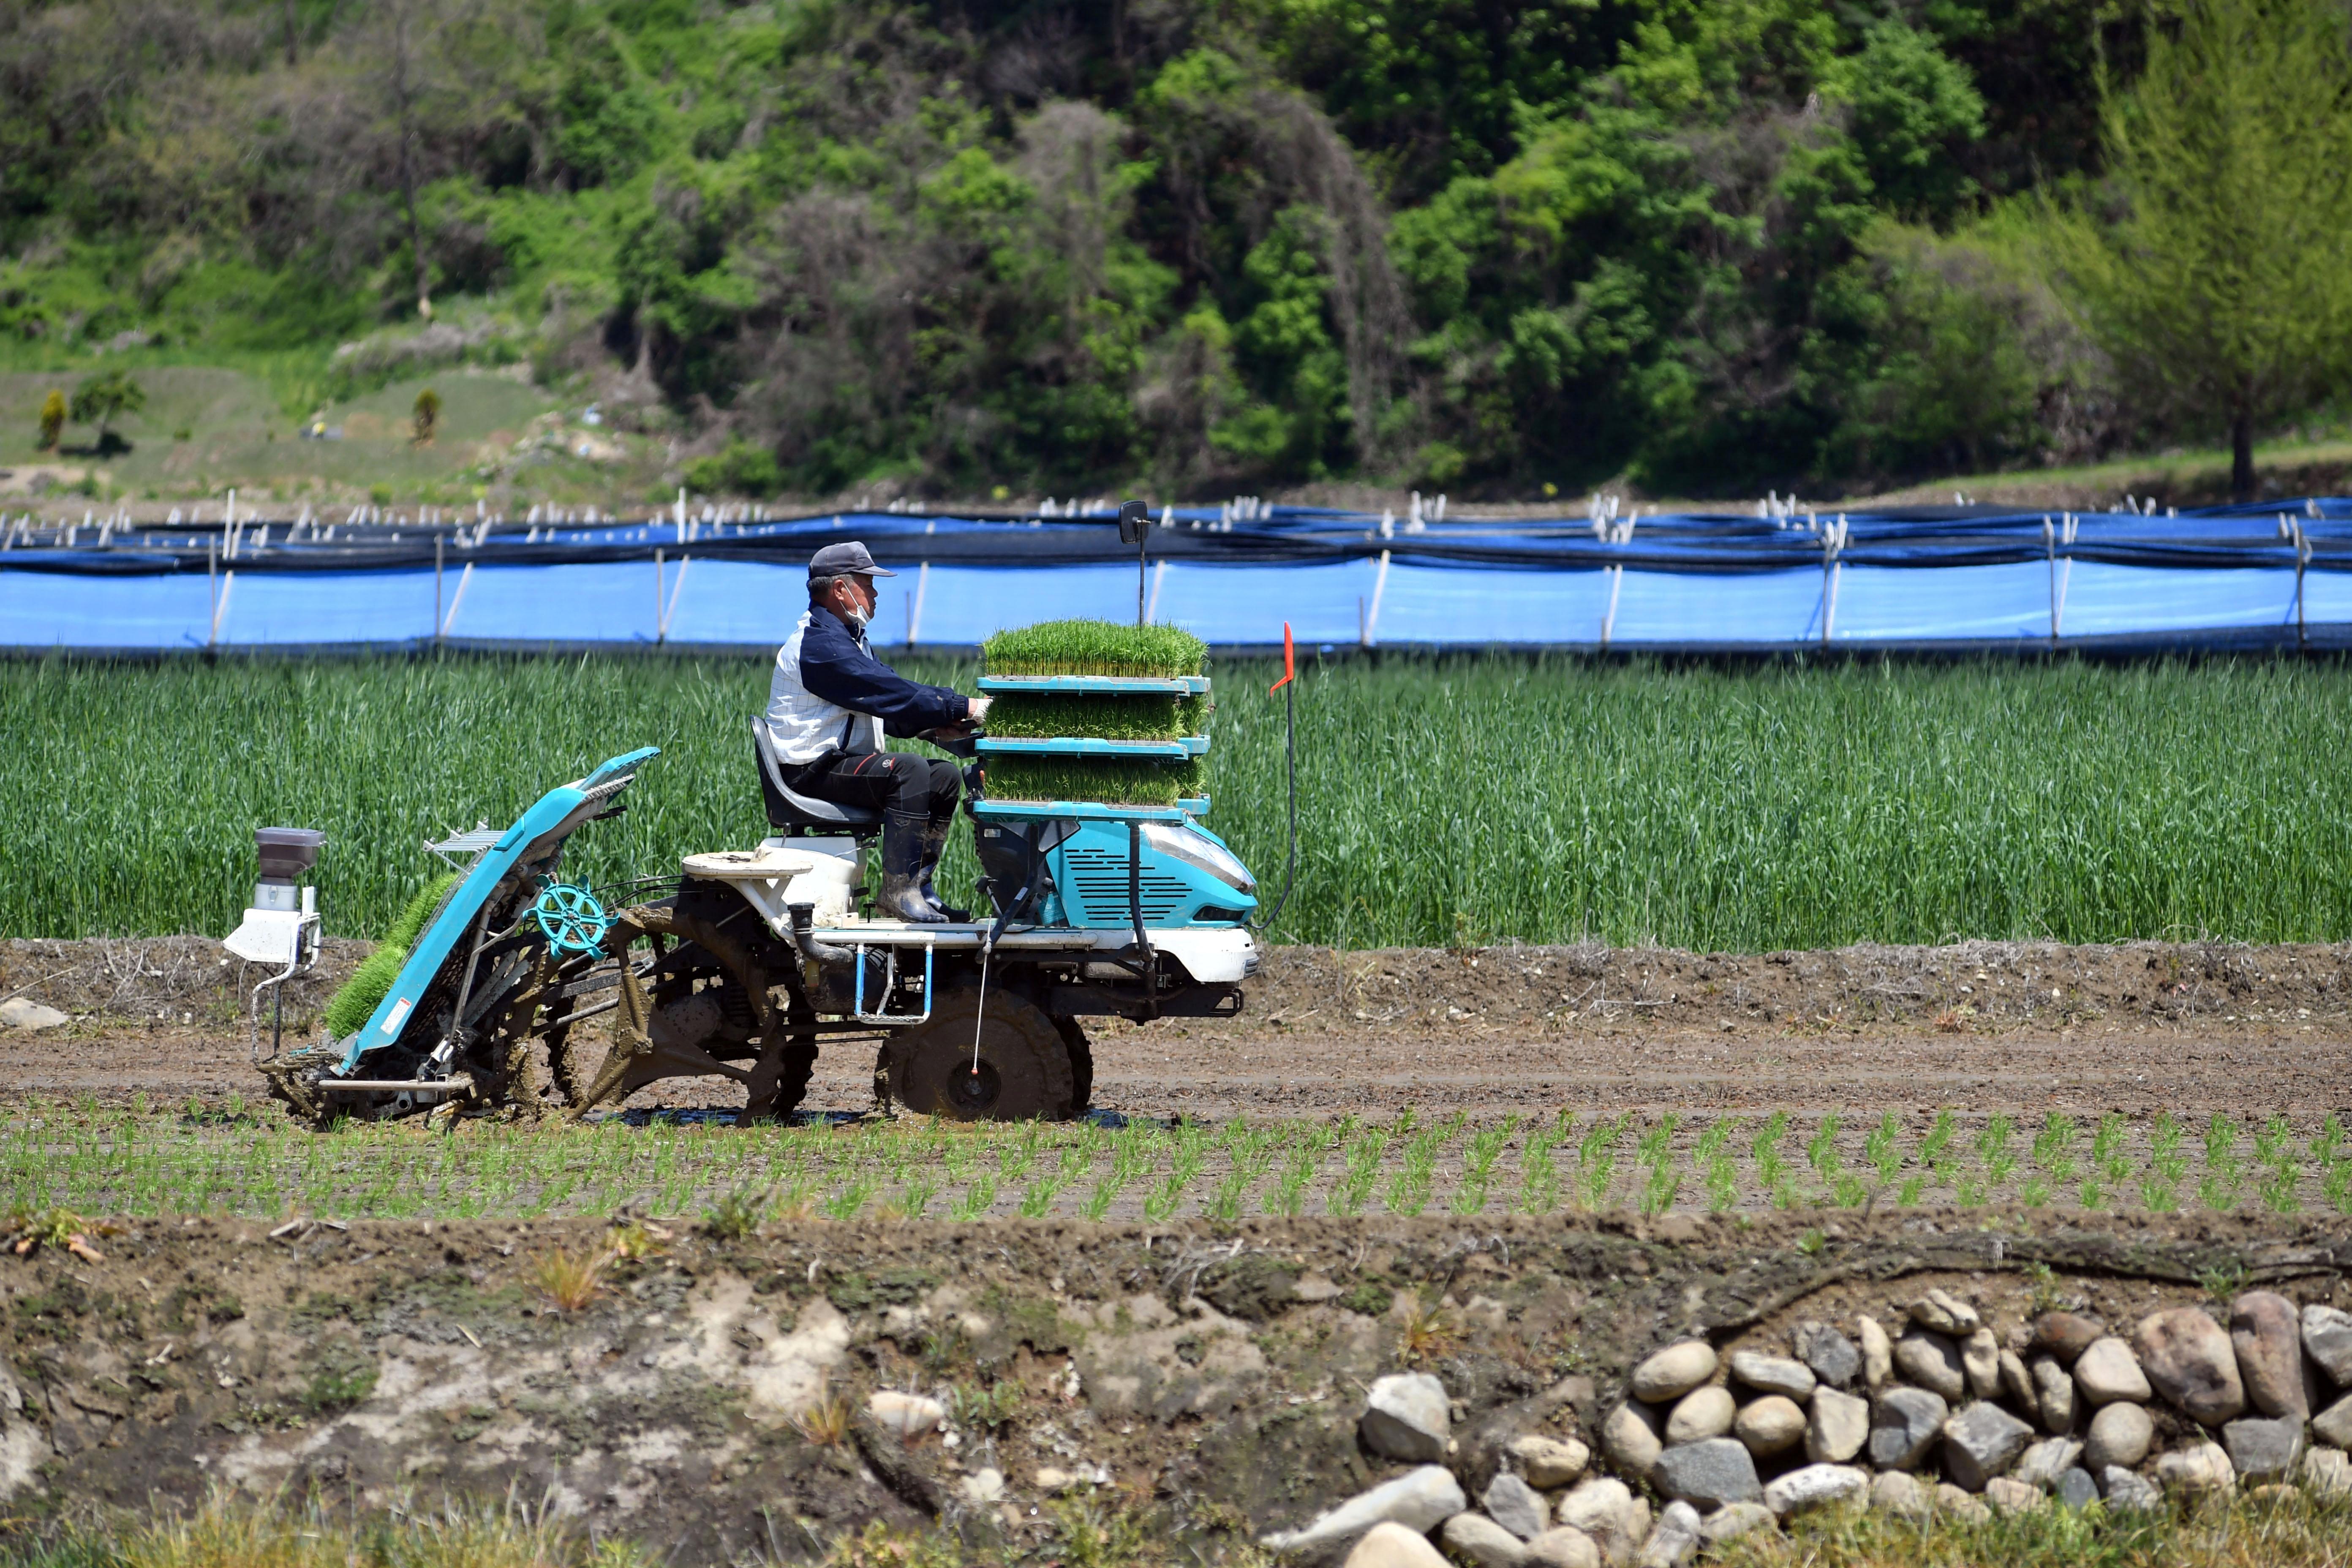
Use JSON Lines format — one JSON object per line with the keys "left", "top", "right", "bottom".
{"left": 1054, "top": 1015, "right": 1093, "bottom": 1113}
{"left": 885, "top": 984, "right": 1076, "bottom": 1121}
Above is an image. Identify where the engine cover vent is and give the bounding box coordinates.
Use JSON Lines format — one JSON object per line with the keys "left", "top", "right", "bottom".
{"left": 1062, "top": 846, "right": 1191, "bottom": 923}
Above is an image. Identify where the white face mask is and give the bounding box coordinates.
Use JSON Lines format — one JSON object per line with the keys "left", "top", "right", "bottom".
{"left": 841, "top": 602, "right": 871, "bottom": 632}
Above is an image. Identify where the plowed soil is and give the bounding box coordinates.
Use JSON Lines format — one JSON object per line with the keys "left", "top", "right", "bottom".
{"left": 4, "top": 935, "right": 2349, "bottom": 1121}
{"left": 3, "top": 1209, "right": 2349, "bottom": 1560}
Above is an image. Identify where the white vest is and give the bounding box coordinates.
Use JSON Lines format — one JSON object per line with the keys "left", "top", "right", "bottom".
{"left": 763, "top": 610, "right": 883, "bottom": 764}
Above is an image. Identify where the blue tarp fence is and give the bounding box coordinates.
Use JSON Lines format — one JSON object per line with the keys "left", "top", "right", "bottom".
{"left": 4, "top": 496, "right": 2350, "bottom": 653}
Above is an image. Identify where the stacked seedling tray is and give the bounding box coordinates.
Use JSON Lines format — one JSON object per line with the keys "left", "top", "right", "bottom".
{"left": 972, "top": 620, "right": 1212, "bottom": 821}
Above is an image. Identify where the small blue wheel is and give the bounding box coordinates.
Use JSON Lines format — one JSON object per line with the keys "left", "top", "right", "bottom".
{"left": 531, "top": 882, "right": 610, "bottom": 955}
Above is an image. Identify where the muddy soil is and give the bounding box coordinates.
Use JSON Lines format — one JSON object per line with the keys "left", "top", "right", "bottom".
{"left": 1, "top": 1211, "right": 2347, "bottom": 1561}
{"left": 6, "top": 936, "right": 2349, "bottom": 1121}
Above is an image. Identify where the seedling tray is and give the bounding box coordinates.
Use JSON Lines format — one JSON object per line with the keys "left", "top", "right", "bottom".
{"left": 972, "top": 796, "right": 1211, "bottom": 822}
{"left": 975, "top": 735, "right": 1209, "bottom": 758}
{"left": 977, "top": 675, "right": 1211, "bottom": 696}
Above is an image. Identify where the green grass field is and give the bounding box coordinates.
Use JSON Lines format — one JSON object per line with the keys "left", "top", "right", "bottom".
{"left": 3, "top": 653, "right": 2351, "bottom": 950}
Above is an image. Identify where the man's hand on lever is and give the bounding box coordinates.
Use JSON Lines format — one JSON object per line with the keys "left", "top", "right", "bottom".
{"left": 923, "top": 694, "right": 989, "bottom": 746}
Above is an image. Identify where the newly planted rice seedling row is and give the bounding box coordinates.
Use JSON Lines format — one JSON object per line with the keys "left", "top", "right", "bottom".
{"left": 14, "top": 1102, "right": 2350, "bottom": 1225}
{"left": 9, "top": 654, "right": 2352, "bottom": 951}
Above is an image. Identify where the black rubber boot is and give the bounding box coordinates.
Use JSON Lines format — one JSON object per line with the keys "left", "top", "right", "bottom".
{"left": 878, "top": 810, "right": 947, "bottom": 923}
{"left": 917, "top": 819, "right": 970, "bottom": 922}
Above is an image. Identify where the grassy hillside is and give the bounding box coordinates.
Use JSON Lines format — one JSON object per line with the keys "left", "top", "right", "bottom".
{"left": 0, "top": 365, "right": 659, "bottom": 507}
{"left": 0, "top": 0, "right": 2341, "bottom": 507}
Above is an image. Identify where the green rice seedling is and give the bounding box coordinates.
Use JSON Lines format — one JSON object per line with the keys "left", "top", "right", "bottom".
{"left": 702, "top": 1183, "right": 770, "bottom": 1239}
{"left": 1694, "top": 1118, "right": 1734, "bottom": 1165}
{"left": 2326, "top": 1159, "right": 2352, "bottom": 1218}
{"left": 820, "top": 1177, "right": 874, "bottom": 1222}
{"left": 1692, "top": 1119, "right": 1738, "bottom": 1210}
{"left": 1080, "top": 1174, "right": 1122, "bottom": 1220}
{"left": 1145, "top": 1127, "right": 1209, "bottom": 1222}
{"left": 1578, "top": 1115, "right": 1628, "bottom": 1211}
{"left": 1012, "top": 1137, "right": 1089, "bottom": 1219}
{"left": 998, "top": 1124, "right": 1043, "bottom": 1187}
{"left": 1141, "top": 1173, "right": 1187, "bottom": 1222}
{"left": 950, "top": 1173, "right": 998, "bottom": 1221}
{"left": 1751, "top": 1112, "right": 1794, "bottom": 1208}
{"left": 2199, "top": 1114, "right": 2243, "bottom": 1211}
{"left": 1640, "top": 1161, "right": 1682, "bottom": 1216}
{"left": 1976, "top": 1114, "right": 2017, "bottom": 1189}
{"left": 1449, "top": 1117, "right": 1519, "bottom": 1217}
{"left": 1206, "top": 1128, "right": 1279, "bottom": 1221}
{"left": 1331, "top": 1129, "right": 1388, "bottom": 1218}
{"left": 1269, "top": 1124, "right": 1334, "bottom": 1217}
{"left": 2254, "top": 1116, "right": 2303, "bottom": 1213}
{"left": 1633, "top": 1114, "right": 1681, "bottom": 1215}
{"left": 1639, "top": 1113, "right": 1680, "bottom": 1170}
{"left": 2032, "top": 1113, "right": 2079, "bottom": 1183}
{"left": 1915, "top": 1108, "right": 1958, "bottom": 1190}
{"left": 981, "top": 620, "right": 1207, "bottom": 678}
{"left": 2313, "top": 1113, "right": 2345, "bottom": 1170}
{"left": 983, "top": 692, "right": 1206, "bottom": 741}
{"left": 1388, "top": 1117, "right": 1460, "bottom": 1217}
{"left": 983, "top": 756, "right": 1203, "bottom": 806}
{"left": 1806, "top": 1113, "right": 1841, "bottom": 1183}
{"left": 1705, "top": 1154, "right": 1739, "bottom": 1211}
{"left": 2254, "top": 1113, "right": 2292, "bottom": 1167}
{"left": 2091, "top": 1112, "right": 2131, "bottom": 1182}
{"left": 1865, "top": 1113, "right": 1901, "bottom": 1187}
{"left": 321, "top": 871, "right": 459, "bottom": 1038}
{"left": 1518, "top": 1116, "right": 1568, "bottom": 1216}
{"left": 2019, "top": 1173, "right": 2051, "bottom": 1207}
{"left": 883, "top": 1173, "right": 937, "bottom": 1220}
{"left": 2316, "top": 1116, "right": 2352, "bottom": 1217}
{"left": 1831, "top": 1172, "right": 1868, "bottom": 1207}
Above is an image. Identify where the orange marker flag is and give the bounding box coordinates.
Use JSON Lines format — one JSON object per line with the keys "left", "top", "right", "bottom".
{"left": 1269, "top": 622, "right": 1295, "bottom": 694}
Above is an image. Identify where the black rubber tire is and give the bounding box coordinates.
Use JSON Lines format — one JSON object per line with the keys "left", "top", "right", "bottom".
{"left": 886, "top": 983, "right": 1076, "bottom": 1121}
{"left": 1054, "top": 1015, "right": 1094, "bottom": 1112}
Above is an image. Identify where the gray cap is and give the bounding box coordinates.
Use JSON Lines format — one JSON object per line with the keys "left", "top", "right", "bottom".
{"left": 808, "top": 540, "right": 896, "bottom": 579}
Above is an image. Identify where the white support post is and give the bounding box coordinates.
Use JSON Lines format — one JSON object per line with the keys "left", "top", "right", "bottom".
{"left": 441, "top": 561, "right": 474, "bottom": 638}
{"left": 663, "top": 555, "right": 691, "bottom": 642}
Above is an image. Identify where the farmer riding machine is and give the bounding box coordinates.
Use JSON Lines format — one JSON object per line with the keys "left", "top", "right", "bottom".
{"left": 243, "top": 619, "right": 1282, "bottom": 1127}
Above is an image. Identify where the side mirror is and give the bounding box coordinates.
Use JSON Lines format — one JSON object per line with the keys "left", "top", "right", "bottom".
{"left": 1117, "top": 498, "right": 1149, "bottom": 546}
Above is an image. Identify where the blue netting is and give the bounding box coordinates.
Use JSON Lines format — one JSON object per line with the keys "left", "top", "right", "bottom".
{"left": 3, "top": 499, "right": 2345, "bottom": 651}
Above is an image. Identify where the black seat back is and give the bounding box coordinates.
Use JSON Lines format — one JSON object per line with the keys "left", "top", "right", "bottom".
{"left": 751, "top": 717, "right": 883, "bottom": 835}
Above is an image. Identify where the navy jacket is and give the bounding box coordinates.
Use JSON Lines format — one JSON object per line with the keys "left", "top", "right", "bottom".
{"left": 793, "top": 604, "right": 968, "bottom": 739}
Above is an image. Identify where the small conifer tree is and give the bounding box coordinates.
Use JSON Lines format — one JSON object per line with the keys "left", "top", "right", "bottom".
{"left": 37, "top": 390, "right": 65, "bottom": 451}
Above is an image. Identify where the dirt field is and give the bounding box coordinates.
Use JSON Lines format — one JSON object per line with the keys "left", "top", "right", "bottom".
{"left": 4, "top": 935, "right": 2347, "bottom": 1122}
{"left": 3, "top": 1207, "right": 2349, "bottom": 1561}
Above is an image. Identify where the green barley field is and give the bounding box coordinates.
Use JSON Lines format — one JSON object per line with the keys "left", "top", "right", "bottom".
{"left": 8, "top": 1101, "right": 2349, "bottom": 1225}
{"left": 4, "top": 652, "right": 2351, "bottom": 949}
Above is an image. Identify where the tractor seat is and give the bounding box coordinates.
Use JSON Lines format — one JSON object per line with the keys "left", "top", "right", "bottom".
{"left": 750, "top": 717, "right": 883, "bottom": 835}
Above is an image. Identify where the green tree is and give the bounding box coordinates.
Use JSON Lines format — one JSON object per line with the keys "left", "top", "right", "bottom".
{"left": 2047, "top": 0, "right": 2352, "bottom": 500}
{"left": 411, "top": 387, "right": 442, "bottom": 446}
{"left": 68, "top": 373, "right": 145, "bottom": 454}
{"left": 37, "top": 389, "right": 65, "bottom": 452}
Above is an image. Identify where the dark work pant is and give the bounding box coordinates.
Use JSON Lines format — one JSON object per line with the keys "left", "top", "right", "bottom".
{"left": 785, "top": 751, "right": 960, "bottom": 824}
